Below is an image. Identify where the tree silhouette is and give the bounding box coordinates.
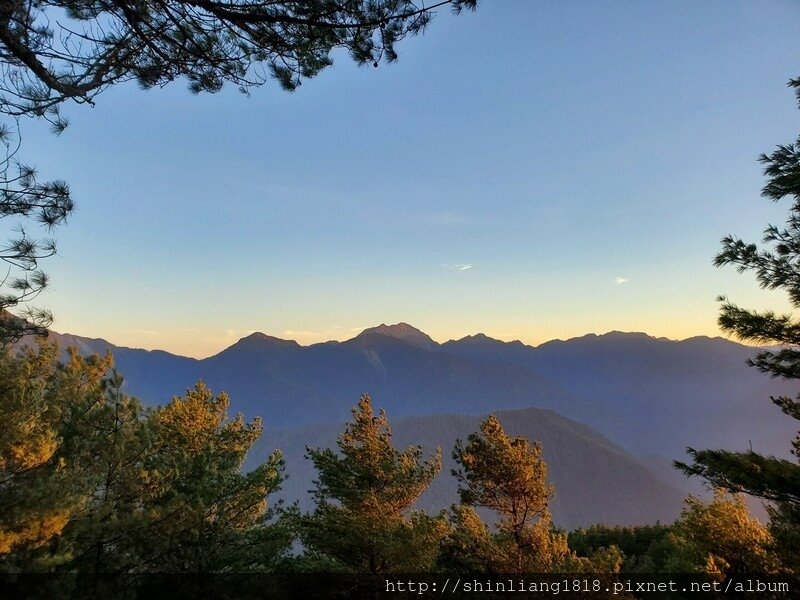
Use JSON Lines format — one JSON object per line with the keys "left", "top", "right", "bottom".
{"left": 676, "top": 78, "right": 800, "bottom": 573}
{"left": 0, "top": 0, "right": 477, "bottom": 117}
{"left": 0, "top": 120, "right": 73, "bottom": 347}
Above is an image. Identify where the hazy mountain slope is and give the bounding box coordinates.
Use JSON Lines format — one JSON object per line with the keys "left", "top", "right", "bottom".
{"left": 195, "top": 330, "right": 597, "bottom": 427}
{"left": 33, "top": 324, "right": 795, "bottom": 459}
{"left": 442, "top": 331, "right": 794, "bottom": 456}
{"left": 707, "top": 379, "right": 798, "bottom": 456}
{"left": 248, "top": 406, "right": 686, "bottom": 529}
{"left": 359, "top": 323, "right": 438, "bottom": 350}
{"left": 29, "top": 330, "right": 202, "bottom": 402}
{"left": 443, "top": 332, "right": 767, "bottom": 415}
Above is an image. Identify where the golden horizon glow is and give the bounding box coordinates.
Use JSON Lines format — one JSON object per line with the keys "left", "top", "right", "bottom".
{"left": 50, "top": 317, "right": 756, "bottom": 360}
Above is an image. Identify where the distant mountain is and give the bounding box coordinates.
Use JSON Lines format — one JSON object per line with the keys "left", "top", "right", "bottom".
{"left": 357, "top": 322, "right": 437, "bottom": 350}
{"left": 196, "top": 329, "right": 597, "bottom": 428}
{"left": 41, "top": 330, "right": 201, "bottom": 404}
{"left": 247, "top": 405, "right": 686, "bottom": 529}
{"left": 31, "top": 324, "right": 797, "bottom": 461}
{"left": 26, "top": 322, "right": 795, "bottom": 525}
{"left": 442, "top": 331, "right": 796, "bottom": 457}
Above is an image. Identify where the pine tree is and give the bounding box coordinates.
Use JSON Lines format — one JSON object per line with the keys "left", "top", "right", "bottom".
{"left": 0, "top": 149, "right": 73, "bottom": 347}
{"left": 437, "top": 504, "right": 497, "bottom": 572}
{"left": 298, "top": 394, "right": 446, "bottom": 573}
{"left": 0, "top": 345, "right": 289, "bottom": 572}
{"left": 61, "top": 381, "right": 288, "bottom": 573}
{"left": 567, "top": 524, "right": 671, "bottom": 573}
{"left": 449, "top": 415, "right": 567, "bottom": 572}
{"left": 675, "top": 79, "right": 800, "bottom": 573}
{"left": 0, "top": 1, "right": 478, "bottom": 117}
{"left": 0, "top": 344, "right": 111, "bottom": 567}
{"left": 665, "top": 490, "right": 777, "bottom": 575}
{"left": 149, "top": 383, "right": 288, "bottom": 572}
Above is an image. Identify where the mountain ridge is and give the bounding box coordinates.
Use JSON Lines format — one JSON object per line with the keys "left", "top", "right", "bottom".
{"left": 42, "top": 323, "right": 748, "bottom": 359}
{"left": 31, "top": 323, "right": 793, "bottom": 457}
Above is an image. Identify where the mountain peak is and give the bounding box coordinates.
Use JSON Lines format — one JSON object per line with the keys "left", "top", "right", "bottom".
{"left": 454, "top": 332, "right": 499, "bottom": 343}
{"left": 231, "top": 331, "right": 300, "bottom": 349}
{"left": 357, "top": 323, "right": 437, "bottom": 349}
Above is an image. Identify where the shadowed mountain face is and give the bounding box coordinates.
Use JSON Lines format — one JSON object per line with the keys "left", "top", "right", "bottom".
{"left": 36, "top": 324, "right": 796, "bottom": 460}
{"left": 247, "top": 406, "right": 686, "bottom": 530}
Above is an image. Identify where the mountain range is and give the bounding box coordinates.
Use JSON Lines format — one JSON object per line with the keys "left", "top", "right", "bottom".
{"left": 41, "top": 323, "right": 794, "bottom": 456}
{"left": 32, "top": 322, "right": 797, "bottom": 527}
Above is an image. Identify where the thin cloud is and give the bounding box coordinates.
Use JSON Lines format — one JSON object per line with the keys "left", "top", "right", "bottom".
{"left": 614, "top": 276, "right": 629, "bottom": 285}
{"left": 443, "top": 263, "right": 473, "bottom": 272}
{"left": 283, "top": 330, "right": 318, "bottom": 337}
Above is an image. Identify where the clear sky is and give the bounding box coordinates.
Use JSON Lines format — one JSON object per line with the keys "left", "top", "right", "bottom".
{"left": 15, "top": 0, "right": 800, "bottom": 358}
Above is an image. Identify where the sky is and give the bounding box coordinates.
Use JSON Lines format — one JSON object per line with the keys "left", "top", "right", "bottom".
{"left": 12, "top": 0, "right": 800, "bottom": 358}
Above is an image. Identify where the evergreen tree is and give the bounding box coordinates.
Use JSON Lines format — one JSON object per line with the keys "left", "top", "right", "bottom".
{"left": 567, "top": 524, "right": 671, "bottom": 573}
{"left": 449, "top": 415, "right": 567, "bottom": 572}
{"left": 0, "top": 344, "right": 109, "bottom": 565}
{"left": 298, "top": 394, "right": 446, "bottom": 573}
{"left": 0, "top": 346, "right": 289, "bottom": 572}
{"left": 664, "top": 491, "right": 777, "bottom": 576}
{"left": 437, "top": 504, "right": 497, "bottom": 573}
{"left": 61, "top": 381, "right": 288, "bottom": 573}
{"left": 0, "top": 128, "right": 73, "bottom": 346}
{"left": 0, "top": 0, "right": 478, "bottom": 117}
{"left": 675, "top": 78, "right": 800, "bottom": 573}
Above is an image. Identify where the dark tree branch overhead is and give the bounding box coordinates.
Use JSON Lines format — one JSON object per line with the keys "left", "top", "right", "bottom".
{"left": 0, "top": 118, "right": 73, "bottom": 347}
{"left": 0, "top": 0, "right": 478, "bottom": 117}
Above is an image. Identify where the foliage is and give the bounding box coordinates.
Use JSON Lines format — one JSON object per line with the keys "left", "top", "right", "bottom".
{"left": 0, "top": 343, "right": 106, "bottom": 564}
{"left": 447, "top": 415, "right": 567, "bottom": 572}
{"left": 767, "top": 502, "right": 800, "bottom": 573}
{"left": 675, "top": 78, "right": 800, "bottom": 574}
{"left": 566, "top": 495, "right": 778, "bottom": 576}
{"left": 580, "top": 544, "right": 624, "bottom": 573}
{"left": 664, "top": 490, "right": 777, "bottom": 576}
{"left": 0, "top": 344, "right": 289, "bottom": 572}
{"left": 298, "top": 394, "right": 446, "bottom": 573}
{"left": 0, "top": 0, "right": 478, "bottom": 116}
{"left": 63, "top": 382, "right": 287, "bottom": 573}
{"left": 568, "top": 524, "right": 671, "bottom": 572}
{"left": 437, "top": 504, "right": 496, "bottom": 572}
{"left": 0, "top": 118, "right": 73, "bottom": 346}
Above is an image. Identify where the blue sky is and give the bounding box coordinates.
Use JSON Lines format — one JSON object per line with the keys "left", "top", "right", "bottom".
{"left": 16, "top": 0, "right": 800, "bottom": 357}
